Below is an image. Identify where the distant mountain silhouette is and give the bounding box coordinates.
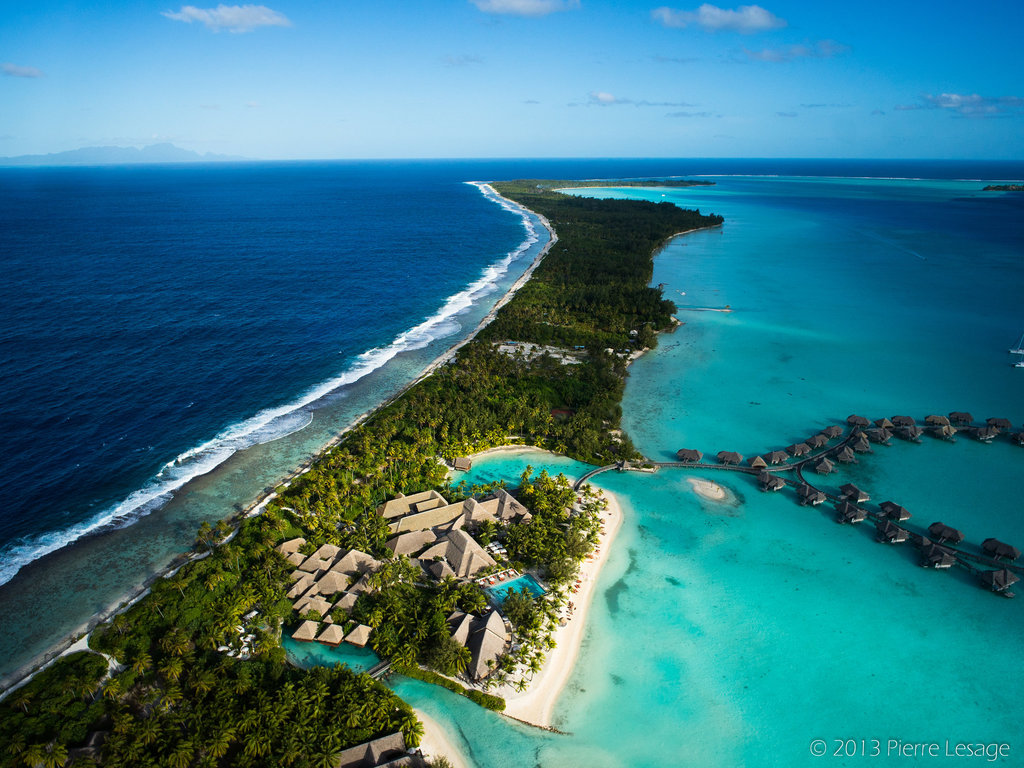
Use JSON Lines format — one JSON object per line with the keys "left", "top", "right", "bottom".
{"left": 0, "top": 143, "right": 248, "bottom": 166}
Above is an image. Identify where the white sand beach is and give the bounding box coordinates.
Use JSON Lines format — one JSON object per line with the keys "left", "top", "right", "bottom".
{"left": 687, "top": 477, "right": 727, "bottom": 501}
{"left": 499, "top": 488, "right": 624, "bottom": 727}
{"left": 416, "top": 709, "right": 469, "bottom": 768}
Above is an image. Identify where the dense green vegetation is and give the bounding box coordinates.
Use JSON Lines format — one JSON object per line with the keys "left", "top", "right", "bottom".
{"left": 1, "top": 182, "right": 720, "bottom": 765}
{"left": 393, "top": 666, "right": 505, "bottom": 712}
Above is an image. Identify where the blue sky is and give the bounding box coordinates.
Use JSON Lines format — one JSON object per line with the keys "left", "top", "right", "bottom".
{"left": 1, "top": 0, "right": 1021, "bottom": 159}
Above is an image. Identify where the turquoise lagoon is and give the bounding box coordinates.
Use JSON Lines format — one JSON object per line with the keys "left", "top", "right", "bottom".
{"left": 308, "top": 177, "right": 1024, "bottom": 766}
{"left": 487, "top": 573, "right": 546, "bottom": 604}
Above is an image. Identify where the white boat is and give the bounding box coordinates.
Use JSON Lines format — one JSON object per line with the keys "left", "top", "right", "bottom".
{"left": 1009, "top": 332, "right": 1024, "bottom": 355}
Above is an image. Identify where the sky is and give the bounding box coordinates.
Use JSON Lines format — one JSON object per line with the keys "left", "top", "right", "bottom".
{"left": 1, "top": 0, "right": 1022, "bottom": 159}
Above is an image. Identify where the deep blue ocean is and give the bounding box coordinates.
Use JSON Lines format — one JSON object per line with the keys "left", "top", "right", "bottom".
{"left": 2, "top": 158, "right": 1023, "bottom": 690}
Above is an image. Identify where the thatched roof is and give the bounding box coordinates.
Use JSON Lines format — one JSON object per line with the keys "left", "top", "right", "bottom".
{"left": 336, "top": 732, "right": 408, "bottom": 768}
{"left": 311, "top": 543, "right": 341, "bottom": 563}
{"left": 927, "top": 522, "right": 964, "bottom": 544}
{"left": 344, "top": 624, "right": 373, "bottom": 647}
{"left": 787, "top": 443, "right": 811, "bottom": 456}
{"left": 294, "top": 596, "right": 333, "bottom": 617}
{"left": 276, "top": 537, "right": 306, "bottom": 555}
{"left": 676, "top": 448, "right": 703, "bottom": 462}
{"left": 291, "top": 620, "right": 319, "bottom": 642}
{"left": 420, "top": 529, "right": 496, "bottom": 578}
{"left": 948, "top": 411, "right": 973, "bottom": 425}
{"left": 822, "top": 426, "right": 843, "bottom": 438}
{"left": 850, "top": 434, "right": 872, "bottom": 452}
{"left": 933, "top": 424, "right": 958, "bottom": 439}
{"left": 333, "top": 549, "right": 382, "bottom": 577}
{"left": 298, "top": 557, "right": 331, "bottom": 575}
{"left": 835, "top": 446, "right": 857, "bottom": 463}
{"left": 749, "top": 455, "right": 768, "bottom": 469}
{"left": 847, "top": 415, "right": 870, "bottom": 427}
{"left": 835, "top": 501, "right": 867, "bottom": 524}
{"left": 896, "top": 425, "right": 923, "bottom": 440}
{"left": 316, "top": 624, "right": 346, "bottom": 647}
{"left": 797, "top": 485, "right": 825, "bottom": 505}
{"left": 379, "top": 489, "right": 446, "bottom": 520}
{"left": 925, "top": 414, "right": 951, "bottom": 426}
{"left": 879, "top": 501, "right": 911, "bottom": 521}
{"left": 975, "top": 426, "right": 1000, "bottom": 441}
{"left": 839, "top": 483, "right": 870, "bottom": 502}
{"left": 467, "top": 610, "right": 508, "bottom": 681}
{"left": 806, "top": 434, "right": 828, "bottom": 448}
{"left": 979, "top": 569, "right": 1020, "bottom": 592}
{"left": 286, "top": 552, "right": 306, "bottom": 567}
{"left": 921, "top": 541, "right": 957, "bottom": 569}
{"left": 454, "top": 457, "right": 473, "bottom": 471}
{"left": 891, "top": 415, "right": 915, "bottom": 427}
{"left": 865, "top": 427, "right": 892, "bottom": 443}
{"left": 766, "top": 450, "right": 789, "bottom": 464}
{"left": 874, "top": 417, "right": 894, "bottom": 429}
{"left": 385, "top": 529, "right": 438, "bottom": 558}
{"left": 716, "top": 450, "right": 743, "bottom": 465}
{"left": 986, "top": 417, "right": 1013, "bottom": 430}
{"left": 1012, "top": 432, "right": 1024, "bottom": 446}
{"left": 428, "top": 560, "right": 456, "bottom": 580}
{"left": 982, "top": 538, "right": 1021, "bottom": 561}
{"left": 876, "top": 520, "right": 909, "bottom": 543}
{"left": 813, "top": 458, "right": 834, "bottom": 475}
{"left": 333, "top": 592, "right": 359, "bottom": 613}
{"left": 287, "top": 575, "right": 315, "bottom": 600}
{"left": 315, "top": 571, "right": 348, "bottom": 597}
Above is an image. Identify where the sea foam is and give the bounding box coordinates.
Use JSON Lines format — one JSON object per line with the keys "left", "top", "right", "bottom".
{"left": 0, "top": 182, "right": 542, "bottom": 587}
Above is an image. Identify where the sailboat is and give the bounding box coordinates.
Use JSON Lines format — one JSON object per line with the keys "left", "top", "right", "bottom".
{"left": 1010, "top": 332, "right": 1024, "bottom": 367}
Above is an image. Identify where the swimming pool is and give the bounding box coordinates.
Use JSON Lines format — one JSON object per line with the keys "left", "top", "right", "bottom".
{"left": 282, "top": 634, "right": 381, "bottom": 673}
{"left": 486, "top": 573, "right": 546, "bottom": 604}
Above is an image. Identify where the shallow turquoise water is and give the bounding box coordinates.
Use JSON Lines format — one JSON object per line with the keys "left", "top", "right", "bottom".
{"left": 487, "top": 573, "right": 546, "bottom": 604}
{"left": 299, "top": 177, "right": 1024, "bottom": 766}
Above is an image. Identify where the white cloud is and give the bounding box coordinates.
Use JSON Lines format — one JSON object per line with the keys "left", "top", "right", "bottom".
{"left": 2, "top": 62, "right": 44, "bottom": 78}
{"left": 162, "top": 4, "right": 291, "bottom": 33}
{"left": 745, "top": 39, "right": 847, "bottom": 62}
{"left": 443, "top": 54, "right": 484, "bottom": 67}
{"left": 897, "top": 93, "right": 1024, "bottom": 117}
{"left": 587, "top": 91, "right": 694, "bottom": 107}
{"left": 470, "top": 0, "right": 579, "bottom": 16}
{"left": 653, "top": 4, "right": 785, "bottom": 33}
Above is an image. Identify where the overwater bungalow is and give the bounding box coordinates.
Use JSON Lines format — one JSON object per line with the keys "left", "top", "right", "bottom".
{"left": 748, "top": 455, "right": 768, "bottom": 469}
{"left": 895, "top": 425, "right": 923, "bottom": 441}
{"left": 979, "top": 569, "right": 1020, "bottom": 597}
{"left": 1012, "top": 432, "right": 1024, "bottom": 446}
{"left": 975, "top": 426, "right": 1000, "bottom": 442}
{"left": 865, "top": 427, "right": 892, "bottom": 444}
{"left": 948, "top": 411, "right": 973, "bottom": 425}
{"left": 927, "top": 522, "right": 965, "bottom": 544}
{"left": 921, "top": 541, "right": 958, "bottom": 569}
{"left": 291, "top": 620, "right": 320, "bottom": 643}
{"left": 874, "top": 417, "right": 894, "bottom": 429}
{"left": 797, "top": 484, "right": 826, "bottom": 505}
{"left": 806, "top": 434, "right": 828, "bottom": 449}
{"left": 835, "top": 501, "right": 868, "bottom": 524}
{"left": 759, "top": 472, "right": 786, "bottom": 492}
{"left": 931, "top": 424, "right": 958, "bottom": 440}
{"left": 891, "top": 415, "right": 915, "bottom": 427}
{"left": 839, "top": 483, "right": 870, "bottom": 503}
{"left": 813, "top": 457, "right": 835, "bottom": 475}
{"left": 986, "top": 417, "right": 1013, "bottom": 430}
{"left": 876, "top": 520, "right": 909, "bottom": 544}
{"left": 835, "top": 446, "right": 857, "bottom": 463}
{"left": 316, "top": 624, "right": 346, "bottom": 647}
{"left": 925, "top": 414, "right": 951, "bottom": 427}
{"left": 454, "top": 456, "right": 473, "bottom": 471}
{"left": 766, "top": 450, "right": 790, "bottom": 465}
{"left": 822, "top": 425, "right": 844, "bottom": 438}
{"left": 344, "top": 624, "right": 373, "bottom": 648}
{"left": 676, "top": 448, "right": 703, "bottom": 463}
{"left": 847, "top": 415, "right": 870, "bottom": 427}
{"left": 787, "top": 442, "right": 811, "bottom": 457}
{"left": 850, "top": 434, "right": 873, "bottom": 453}
{"left": 982, "top": 538, "right": 1021, "bottom": 561}
{"left": 716, "top": 450, "right": 743, "bottom": 465}
{"left": 879, "top": 501, "right": 912, "bottom": 521}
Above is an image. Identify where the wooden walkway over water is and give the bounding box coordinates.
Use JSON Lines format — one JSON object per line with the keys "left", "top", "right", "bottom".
{"left": 574, "top": 414, "right": 1023, "bottom": 594}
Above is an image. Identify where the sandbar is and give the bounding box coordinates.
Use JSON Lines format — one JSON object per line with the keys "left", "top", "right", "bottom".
{"left": 687, "top": 477, "right": 727, "bottom": 500}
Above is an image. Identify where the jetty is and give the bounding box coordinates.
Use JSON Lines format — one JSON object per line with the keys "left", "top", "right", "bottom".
{"left": 572, "top": 412, "right": 1022, "bottom": 597}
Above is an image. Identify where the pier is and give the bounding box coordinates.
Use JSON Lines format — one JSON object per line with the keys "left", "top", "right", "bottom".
{"left": 574, "top": 412, "right": 1022, "bottom": 597}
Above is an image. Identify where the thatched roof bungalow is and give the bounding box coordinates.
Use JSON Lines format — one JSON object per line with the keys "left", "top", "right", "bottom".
{"left": 1011, "top": 432, "right": 1024, "bottom": 446}
{"left": 850, "top": 434, "right": 872, "bottom": 453}
{"left": 676, "top": 448, "right": 703, "bottom": 463}
{"left": 316, "top": 624, "right": 347, "bottom": 647}
{"left": 311, "top": 543, "right": 341, "bottom": 563}
{"left": 333, "top": 592, "right": 359, "bottom": 613}
{"left": 315, "top": 571, "right": 348, "bottom": 597}
{"left": 806, "top": 434, "right": 828, "bottom": 449}
{"left": 291, "top": 620, "right": 319, "bottom": 643}
{"left": 797, "top": 484, "right": 826, "bottom": 505}
{"left": 986, "top": 417, "right": 1013, "bottom": 430}
{"left": 948, "top": 411, "right": 973, "bottom": 425}
{"left": 921, "top": 542, "right": 957, "bottom": 569}
{"left": 420, "top": 529, "right": 496, "bottom": 578}
{"left": 975, "top": 426, "right": 1000, "bottom": 442}
{"left": 276, "top": 537, "right": 306, "bottom": 555}
{"left": 979, "top": 569, "right": 1020, "bottom": 595}
{"left": 896, "top": 425, "right": 923, "bottom": 441}
{"left": 287, "top": 575, "right": 315, "bottom": 600}
{"left": 453, "top": 457, "right": 473, "bottom": 472}
{"left": 874, "top": 417, "right": 894, "bottom": 429}
{"left": 286, "top": 551, "right": 307, "bottom": 568}
{"left": 379, "top": 490, "right": 446, "bottom": 520}
{"left": 835, "top": 446, "right": 857, "bottom": 463}
{"left": 982, "top": 538, "right": 1021, "bottom": 561}
{"left": 879, "top": 501, "right": 911, "bottom": 521}
{"left": 840, "top": 483, "right": 870, "bottom": 503}
{"left": 334, "top": 549, "right": 382, "bottom": 577}
{"left": 847, "top": 415, "right": 870, "bottom": 427}
{"left": 345, "top": 624, "right": 373, "bottom": 648}
{"left": 748, "top": 455, "right": 768, "bottom": 469}
{"left": 766, "top": 450, "right": 789, "bottom": 465}
{"left": 865, "top": 427, "right": 892, "bottom": 444}
{"left": 813, "top": 458, "right": 835, "bottom": 475}
{"left": 787, "top": 442, "right": 811, "bottom": 457}
{"left": 876, "top": 520, "right": 909, "bottom": 544}
{"left": 716, "top": 450, "right": 743, "bottom": 465}
{"left": 336, "top": 732, "right": 409, "bottom": 768}
{"left": 932, "top": 424, "right": 958, "bottom": 440}
{"left": 385, "top": 529, "right": 438, "bottom": 558}
{"left": 822, "top": 425, "right": 844, "bottom": 438}
{"left": 759, "top": 473, "right": 786, "bottom": 492}
{"left": 925, "top": 414, "right": 951, "bottom": 427}
{"left": 927, "top": 522, "right": 964, "bottom": 544}
{"left": 891, "top": 415, "right": 915, "bottom": 427}
{"left": 835, "top": 501, "right": 868, "bottom": 524}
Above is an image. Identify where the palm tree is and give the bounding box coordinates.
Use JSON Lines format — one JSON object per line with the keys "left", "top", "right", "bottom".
{"left": 401, "top": 713, "right": 424, "bottom": 747}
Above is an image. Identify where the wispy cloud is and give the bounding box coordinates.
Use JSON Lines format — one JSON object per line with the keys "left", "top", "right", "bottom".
{"left": 896, "top": 92, "right": 1024, "bottom": 117}
{"left": 745, "top": 39, "right": 847, "bottom": 62}
{"left": 666, "top": 110, "right": 715, "bottom": 117}
{"left": 162, "top": 4, "right": 291, "bottom": 33}
{"left": 653, "top": 4, "right": 785, "bottom": 33}
{"left": 776, "top": 111, "right": 797, "bottom": 117}
{"left": 587, "top": 91, "right": 694, "bottom": 107}
{"left": 443, "top": 54, "right": 484, "bottom": 67}
{"left": 2, "top": 62, "right": 44, "bottom": 78}
{"left": 652, "top": 54, "right": 700, "bottom": 64}
{"left": 470, "top": 0, "right": 580, "bottom": 16}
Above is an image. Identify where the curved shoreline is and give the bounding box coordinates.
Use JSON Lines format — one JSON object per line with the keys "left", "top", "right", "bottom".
{"left": 0, "top": 184, "right": 557, "bottom": 695}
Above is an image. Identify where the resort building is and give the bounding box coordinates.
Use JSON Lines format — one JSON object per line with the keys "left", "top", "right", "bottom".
{"left": 447, "top": 609, "right": 509, "bottom": 681}
{"left": 420, "top": 530, "right": 496, "bottom": 579}
{"left": 335, "top": 732, "right": 424, "bottom": 768}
